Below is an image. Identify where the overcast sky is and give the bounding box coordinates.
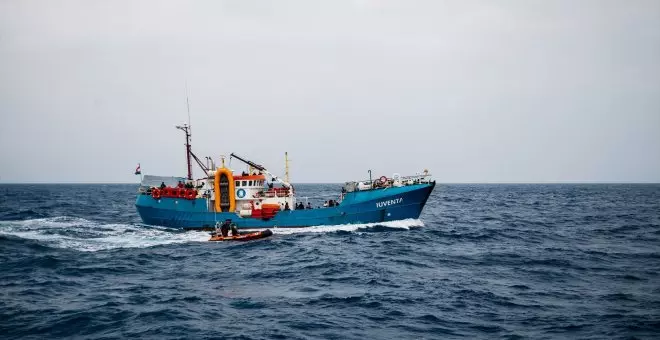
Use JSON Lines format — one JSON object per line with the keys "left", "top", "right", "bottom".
{"left": 1, "top": 0, "right": 659, "bottom": 183}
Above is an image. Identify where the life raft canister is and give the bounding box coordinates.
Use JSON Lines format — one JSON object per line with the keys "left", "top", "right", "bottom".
{"left": 152, "top": 188, "right": 161, "bottom": 199}
{"left": 185, "top": 189, "right": 196, "bottom": 200}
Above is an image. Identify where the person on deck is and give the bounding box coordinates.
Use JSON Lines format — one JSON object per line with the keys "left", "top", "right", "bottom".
{"left": 306, "top": 202, "right": 312, "bottom": 209}
{"left": 160, "top": 182, "right": 166, "bottom": 189}
{"left": 220, "top": 219, "right": 231, "bottom": 237}
{"left": 284, "top": 202, "right": 290, "bottom": 211}
{"left": 177, "top": 181, "right": 184, "bottom": 189}
{"left": 214, "top": 222, "right": 222, "bottom": 236}
{"left": 230, "top": 223, "right": 239, "bottom": 237}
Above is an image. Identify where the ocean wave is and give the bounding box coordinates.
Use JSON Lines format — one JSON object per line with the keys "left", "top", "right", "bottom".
{"left": 0, "top": 216, "right": 208, "bottom": 252}
{"left": 0, "top": 208, "right": 48, "bottom": 221}
{"left": 1, "top": 184, "right": 659, "bottom": 339}
{"left": 267, "top": 219, "right": 424, "bottom": 235}
{"left": 0, "top": 217, "right": 423, "bottom": 252}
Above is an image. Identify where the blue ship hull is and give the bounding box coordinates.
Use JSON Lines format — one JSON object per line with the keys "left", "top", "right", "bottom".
{"left": 136, "top": 182, "right": 435, "bottom": 229}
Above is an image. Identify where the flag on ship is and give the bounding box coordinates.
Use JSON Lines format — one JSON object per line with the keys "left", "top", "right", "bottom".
{"left": 135, "top": 164, "right": 141, "bottom": 175}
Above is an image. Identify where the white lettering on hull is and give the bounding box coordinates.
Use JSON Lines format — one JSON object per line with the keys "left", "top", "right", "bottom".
{"left": 376, "top": 198, "right": 403, "bottom": 208}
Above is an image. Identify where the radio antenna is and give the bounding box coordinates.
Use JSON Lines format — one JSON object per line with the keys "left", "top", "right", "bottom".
{"left": 185, "top": 81, "right": 192, "bottom": 141}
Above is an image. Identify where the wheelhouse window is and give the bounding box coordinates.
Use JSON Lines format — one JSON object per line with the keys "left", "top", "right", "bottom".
{"left": 249, "top": 180, "right": 253, "bottom": 186}
{"left": 242, "top": 181, "right": 247, "bottom": 186}
{"left": 235, "top": 181, "right": 240, "bottom": 187}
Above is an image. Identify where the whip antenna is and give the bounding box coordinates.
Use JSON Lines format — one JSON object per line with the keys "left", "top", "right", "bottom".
{"left": 185, "top": 81, "right": 192, "bottom": 141}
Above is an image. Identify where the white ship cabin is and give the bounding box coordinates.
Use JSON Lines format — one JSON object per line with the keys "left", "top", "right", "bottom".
{"left": 343, "top": 171, "right": 434, "bottom": 193}
{"left": 234, "top": 174, "right": 296, "bottom": 211}
{"left": 234, "top": 174, "right": 266, "bottom": 200}
{"left": 203, "top": 168, "right": 296, "bottom": 216}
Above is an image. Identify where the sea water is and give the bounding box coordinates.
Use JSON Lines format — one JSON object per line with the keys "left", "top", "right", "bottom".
{"left": 1, "top": 184, "right": 659, "bottom": 339}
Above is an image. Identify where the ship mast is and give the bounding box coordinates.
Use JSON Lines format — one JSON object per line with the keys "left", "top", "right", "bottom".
{"left": 176, "top": 123, "right": 193, "bottom": 180}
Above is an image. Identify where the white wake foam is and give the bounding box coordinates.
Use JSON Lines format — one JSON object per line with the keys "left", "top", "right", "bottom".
{"left": 0, "top": 217, "right": 423, "bottom": 251}
{"left": 265, "top": 218, "right": 424, "bottom": 235}
{"left": 0, "top": 217, "right": 208, "bottom": 252}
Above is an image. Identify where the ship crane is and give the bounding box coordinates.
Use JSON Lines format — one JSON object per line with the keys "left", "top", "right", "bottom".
{"left": 229, "top": 153, "right": 292, "bottom": 189}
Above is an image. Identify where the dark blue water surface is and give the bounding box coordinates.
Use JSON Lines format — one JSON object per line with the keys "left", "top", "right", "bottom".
{"left": 1, "top": 184, "right": 659, "bottom": 339}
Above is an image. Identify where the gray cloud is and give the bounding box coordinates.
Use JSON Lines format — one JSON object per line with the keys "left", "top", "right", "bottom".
{"left": 1, "top": 0, "right": 659, "bottom": 183}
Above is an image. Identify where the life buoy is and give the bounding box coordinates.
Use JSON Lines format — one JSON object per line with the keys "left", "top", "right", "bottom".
{"left": 379, "top": 176, "right": 387, "bottom": 183}
{"left": 178, "top": 188, "right": 186, "bottom": 198}
{"left": 163, "top": 187, "right": 173, "bottom": 197}
{"left": 152, "top": 188, "right": 161, "bottom": 199}
{"left": 237, "top": 188, "right": 246, "bottom": 198}
{"left": 185, "top": 189, "right": 196, "bottom": 200}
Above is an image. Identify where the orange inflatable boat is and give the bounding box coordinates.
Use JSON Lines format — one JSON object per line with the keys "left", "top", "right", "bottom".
{"left": 208, "top": 229, "right": 273, "bottom": 242}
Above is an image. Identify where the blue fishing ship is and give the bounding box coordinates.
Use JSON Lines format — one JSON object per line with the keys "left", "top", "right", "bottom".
{"left": 135, "top": 125, "right": 435, "bottom": 229}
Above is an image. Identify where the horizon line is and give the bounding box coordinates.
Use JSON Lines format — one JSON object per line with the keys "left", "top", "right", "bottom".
{"left": 1, "top": 181, "right": 659, "bottom": 185}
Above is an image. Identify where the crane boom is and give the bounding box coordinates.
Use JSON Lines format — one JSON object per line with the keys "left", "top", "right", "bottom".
{"left": 229, "top": 153, "right": 291, "bottom": 188}
{"left": 230, "top": 153, "right": 265, "bottom": 171}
